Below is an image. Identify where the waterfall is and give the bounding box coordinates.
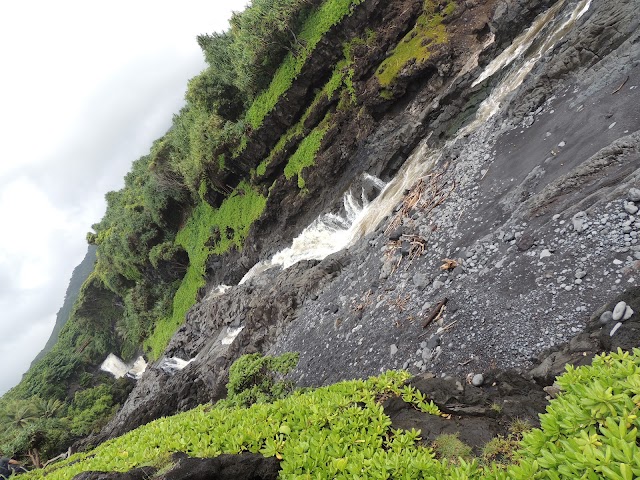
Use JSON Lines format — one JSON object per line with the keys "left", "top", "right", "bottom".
{"left": 239, "top": 173, "right": 386, "bottom": 284}
{"left": 100, "top": 353, "right": 147, "bottom": 380}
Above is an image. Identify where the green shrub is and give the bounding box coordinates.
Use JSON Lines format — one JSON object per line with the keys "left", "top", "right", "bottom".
{"left": 223, "top": 352, "right": 300, "bottom": 407}
{"left": 508, "top": 348, "right": 640, "bottom": 479}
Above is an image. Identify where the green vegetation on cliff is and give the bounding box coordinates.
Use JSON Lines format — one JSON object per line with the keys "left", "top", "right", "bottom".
{"left": 376, "top": 1, "right": 454, "bottom": 89}
{"left": 144, "top": 182, "right": 266, "bottom": 359}
{"left": 245, "top": 0, "right": 366, "bottom": 131}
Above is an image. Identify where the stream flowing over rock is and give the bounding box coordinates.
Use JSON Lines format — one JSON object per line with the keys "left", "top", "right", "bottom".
{"left": 81, "top": 0, "right": 640, "bottom": 447}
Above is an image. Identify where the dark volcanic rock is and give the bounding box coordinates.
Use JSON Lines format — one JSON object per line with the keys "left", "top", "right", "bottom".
{"left": 72, "top": 454, "right": 280, "bottom": 480}
{"left": 81, "top": 254, "right": 350, "bottom": 447}
{"left": 385, "top": 369, "right": 548, "bottom": 454}
{"left": 159, "top": 453, "right": 280, "bottom": 480}
{"left": 73, "top": 467, "right": 157, "bottom": 480}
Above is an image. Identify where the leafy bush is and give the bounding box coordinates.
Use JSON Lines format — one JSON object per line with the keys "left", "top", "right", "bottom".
{"left": 19, "top": 350, "right": 640, "bottom": 479}
{"left": 20, "top": 371, "right": 463, "bottom": 480}
{"left": 508, "top": 348, "right": 640, "bottom": 479}
{"left": 222, "top": 352, "right": 300, "bottom": 407}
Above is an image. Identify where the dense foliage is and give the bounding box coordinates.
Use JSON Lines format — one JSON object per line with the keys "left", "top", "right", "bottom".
{"left": 15, "top": 350, "right": 640, "bottom": 479}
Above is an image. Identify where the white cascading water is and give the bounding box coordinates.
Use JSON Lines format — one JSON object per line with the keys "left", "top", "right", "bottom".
{"left": 239, "top": 173, "right": 386, "bottom": 284}
{"left": 232, "top": 0, "right": 592, "bottom": 285}
{"left": 463, "top": 0, "right": 592, "bottom": 132}
{"left": 100, "top": 353, "right": 147, "bottom": 380}
{"left": 158, "top": 356, "right": 194, "bottom": 375}
{"left": 221, "top": 326, "right": 245, "bottom": 345}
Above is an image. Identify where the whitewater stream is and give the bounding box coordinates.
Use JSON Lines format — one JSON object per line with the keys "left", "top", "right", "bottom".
{"left": 238, "top": 0, "right": 592, "bottom": 286}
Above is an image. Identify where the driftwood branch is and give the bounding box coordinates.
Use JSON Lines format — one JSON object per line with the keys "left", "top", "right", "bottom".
{"left": 422, "top": 297, "right": 448, "bottom": 329}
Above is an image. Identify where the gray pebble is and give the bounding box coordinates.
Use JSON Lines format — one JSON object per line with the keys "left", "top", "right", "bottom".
{"left": 503, "top": 231, "right": 516, "bottom": 242}
{"left": 390, "top": 344, "right": 398, "bottom": 356}
{"left": 629, "top": 188, "right": 640, "bottom": 202}
{"left": 471, "top": 374, "right": 484, "bottom": 387}
{"left": 612, "top": 301, "right": 628, "bottom": 321}
{"left": 599, "top": 311, "right": 613, "bottom": 325}
{"left": 413, "top": 273, "right": 429, "bottom": 289}
{"left": 572, "top": 211, "right": 587, "bottom": 233}
{"left": 624, "top": 202, "right": 639, "bottom": 215}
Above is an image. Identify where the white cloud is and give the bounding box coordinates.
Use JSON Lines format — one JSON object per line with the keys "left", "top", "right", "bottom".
{"left": 0, "top": 0, "right": 248, "bottom": 394}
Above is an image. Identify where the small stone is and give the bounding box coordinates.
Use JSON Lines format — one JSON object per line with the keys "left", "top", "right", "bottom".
{"left": 572, "top": 211, "right": 587, "bottom": 233}
{"left": 610, "top": 322, "right": 623, "bottom": 337}
{"left": 623, "top": 306, "right": 634, "bottom": 321}
{"left": 552, "top": 214, "right": 561, "bottom": 220}
{"left": 471, "top": 374, "right": 484, "bottom": 387}
{"left": 613, "top": 259, "right": 623, "bottom": 265}
{"left": 609, "top": 122, "right": 617, "bottom": 129}
{"left": 624, "top": 202, "right": 639, "bottom": 215}
{"left": 575, "top": 270, "right": 587, "bottom": 279}
{"left": 612, "top": 301, "right": 628, "bottom": 321}
{"left": 426, "top": 335, "right": 441, "bottom": 350}
{"left": 433, "top": 280, "right": 444, "bottom": 289}
{"left": 516, "top": 232, "right": 535, "bottom": 251}
{"left": 390, "top": 344, "right": 398, "bottom": 356}
{"left": 540, "top": 249, "right": 552, "bottom": 259}
{"left": 629, "top": 188, "right": 640, "bottom": 202}
{"left": 421, "top": 349, "right": 431, "bottom": 362}
{"left": 558, "top": 141, "right": 566, "bottom": 148}
{"left": 413, "top": 273, "right": 428, "bottom": 289}
{"left": 599, "top": 311, "right": 613, "bottom": 325}
{"left": 503, "top": 231, "right": 515, "bottom": 242}
{"left": 388, "top": 227, "right": 403, "bottom": 241}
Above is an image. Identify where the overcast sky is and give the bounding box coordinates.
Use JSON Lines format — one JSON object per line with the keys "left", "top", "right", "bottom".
{"left": 0, "top": 0, "right": 248, "bottom": 395}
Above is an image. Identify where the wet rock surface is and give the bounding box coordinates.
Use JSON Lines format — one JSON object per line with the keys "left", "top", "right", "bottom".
{"left": 89, "top": 0, "right": 640, "bottom": 448}
{"left": 73, "top": 467, "right": 158, "bottom": 480}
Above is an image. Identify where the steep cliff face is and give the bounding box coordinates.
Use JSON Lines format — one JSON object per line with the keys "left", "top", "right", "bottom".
{"left": 84, "top": 0, "right": 640, "bottom": 446}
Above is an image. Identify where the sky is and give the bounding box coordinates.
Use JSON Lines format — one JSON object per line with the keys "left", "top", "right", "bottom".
{"left": 0, "top": 0, "right": 248, "bottom": 395}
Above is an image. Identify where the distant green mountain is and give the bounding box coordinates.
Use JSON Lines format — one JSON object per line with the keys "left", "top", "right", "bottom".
{"left": 30, "top": 245, "right": 97, "bottom": 367}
